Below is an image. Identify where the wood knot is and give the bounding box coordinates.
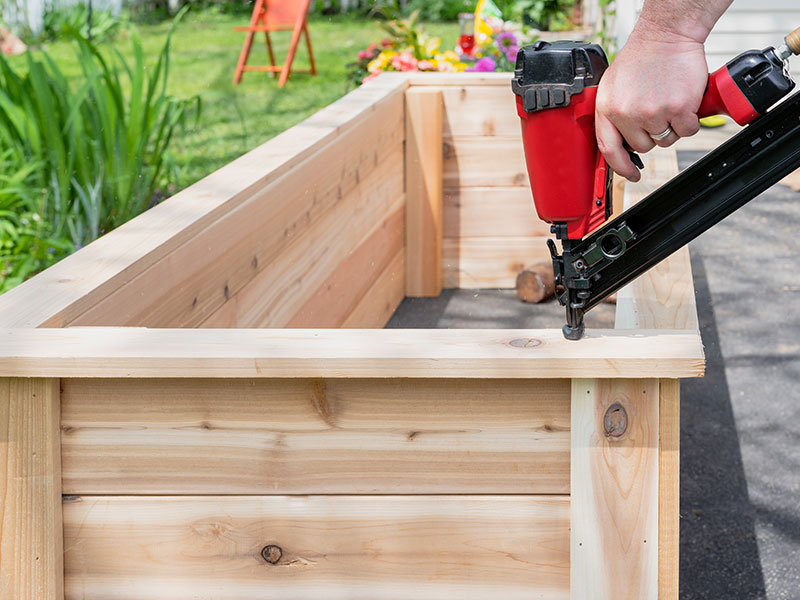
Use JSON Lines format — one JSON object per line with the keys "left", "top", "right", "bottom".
{"left": 603, "top": 402, "right": 628, "bottom": 438}
{"left": 508, "top": 338, "right": 542, "bottom": 349}
{"left": 261, "top": 545, "right": 282, "bottom": 564}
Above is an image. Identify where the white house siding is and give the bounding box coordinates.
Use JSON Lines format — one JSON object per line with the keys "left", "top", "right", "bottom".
{"left": 3, "top": 0, "right": 124, "bottom": 35}
{"left": 705, "top": 0, "right": 800, "bottom": 80}
{"left": 614, "top": 0, "right": 800, "bottom": 79}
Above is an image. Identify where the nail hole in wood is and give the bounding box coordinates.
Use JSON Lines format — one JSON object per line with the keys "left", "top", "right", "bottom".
{"left": 603, "top": 402, "right": 628, "bottom": 438}
{"left": 261, "top": 545, "right": 282, "bottom": 564}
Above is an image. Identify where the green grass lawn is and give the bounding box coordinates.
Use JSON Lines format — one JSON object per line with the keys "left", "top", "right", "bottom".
{"left": 18, "top": 11, "right": 459, "bottom": 191}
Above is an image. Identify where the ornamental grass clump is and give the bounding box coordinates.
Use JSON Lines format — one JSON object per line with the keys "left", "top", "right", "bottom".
{"left": 0, "top": 12, "right": 199, "bottom": 292}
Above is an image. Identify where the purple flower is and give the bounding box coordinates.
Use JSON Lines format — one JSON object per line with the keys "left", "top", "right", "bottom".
{"left": 496, "top": 31, "right": 519, "bottom": 62}
{"left": 467, "top": 57, "right": 497, "bottom": 73}
{"left": 497, "top": 31, "right": 518, "bottom": 50}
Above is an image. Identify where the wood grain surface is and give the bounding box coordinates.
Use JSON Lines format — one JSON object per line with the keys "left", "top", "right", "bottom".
{"left": 0, "top": 378, "right": 63, "bottom": 600}
{"left": 285, "top": 206, "right": 404, "bottom": 328}
{"left": 0, "top": 328, "right": 705, "bottom": 379}
{"left": 570, "top": 378, "right": 659, "bottom": 600}
{"left": 443, "top": 236, "right": 551, "bottom": 288}
{"left": 61, "top": 377, "right": 570, "bottom": 494}
{"left": 63, "top": 495, "right": 569, "bottom": 600}
{"left": 405, "top": 87, "right": 444, "bottom": 297}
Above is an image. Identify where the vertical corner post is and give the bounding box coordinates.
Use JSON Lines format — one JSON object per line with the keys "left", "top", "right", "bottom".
{"left": 571, "top": 378, "right": 659, "bottom": 599}
{"left": 658, "top": 378, "right": 680, "bottom": 599}
{"left": 1, "top": 378, "right": 63, "bottom": 600}
{"left": 404, "top": 87, "right": 444, "bottom": 297}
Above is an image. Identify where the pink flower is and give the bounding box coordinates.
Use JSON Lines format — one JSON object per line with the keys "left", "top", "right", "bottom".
{"left": 368, "top": 43, "right": 378, "bottom": 52}
{"left": 418, "top": 60, "right": 434, "bottom": 71}
{"left": 358, "top": 50, "right": 373, "bottom": 61}
{"left": 392, "top": 51, "right": 418, "bottom": 72}
{"left": 466, "top": 57, "right": 496, "bottom": 73}
{"left": 381, "top": 38, "right": 393, "bottom": 48}
{"left": 363, "top": 69, "right": 382, "bottom": 82}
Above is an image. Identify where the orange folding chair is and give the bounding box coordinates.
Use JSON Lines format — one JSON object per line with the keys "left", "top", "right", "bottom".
{"left": 233, "top": 0, "right": 317, "bottom": 87}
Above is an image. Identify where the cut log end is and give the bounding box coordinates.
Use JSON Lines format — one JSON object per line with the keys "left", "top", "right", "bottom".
{"left": 515, "top": 262, "right": 555, "bottom": 304}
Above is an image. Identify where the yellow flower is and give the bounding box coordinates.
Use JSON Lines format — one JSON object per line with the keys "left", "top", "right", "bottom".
{"left": 368, "top": 51, "right": 398, "bottom": 73}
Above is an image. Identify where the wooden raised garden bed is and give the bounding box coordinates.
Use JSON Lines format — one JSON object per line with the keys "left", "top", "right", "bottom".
{"left": 0, "top": 72, "right": 704, "bottom": 600}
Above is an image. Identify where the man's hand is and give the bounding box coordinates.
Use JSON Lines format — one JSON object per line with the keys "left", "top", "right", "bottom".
{"left": 596, "top": 21, "right": 710, "bottom": 182}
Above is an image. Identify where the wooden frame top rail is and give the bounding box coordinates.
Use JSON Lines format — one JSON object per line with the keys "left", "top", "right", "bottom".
{"left": 0, "top": 328, "right": 703, "bottom": 378}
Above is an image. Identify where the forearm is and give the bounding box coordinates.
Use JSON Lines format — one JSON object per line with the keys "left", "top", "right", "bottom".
{"left": 635, "top": 0, "right": 733, "bottom": 44}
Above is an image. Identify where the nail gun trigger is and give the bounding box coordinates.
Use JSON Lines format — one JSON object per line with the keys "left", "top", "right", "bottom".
{"left": 546, "top": 238, "right": 559, "bottom": 259}
{"left": 628, "top": 150, "right": 645, "bottom": 170}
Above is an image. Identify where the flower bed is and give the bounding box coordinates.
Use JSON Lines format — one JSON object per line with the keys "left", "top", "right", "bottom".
{"left": 348, "top": 10, "right": 538, "bottom": 86}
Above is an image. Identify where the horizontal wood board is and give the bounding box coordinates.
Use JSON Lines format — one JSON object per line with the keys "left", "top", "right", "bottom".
{"left": 197, "top": 182, "right": 405, "bottom": 328}
{"left": 340, "top": 251, "right": 405, "bottom": 328}
{"left": 285, "top": 208, "right": 405, "bottom": 328}
{"left": 0, "top": 328, "right": 705, "bottom": 378}
{"left": 60, "top": 377, "right": 570, "bottom": 495}
{"left": 63, "top": 495, "right": 570, "bottom": 600}
{"left": 443, "top": 187, "right": 550, "bottom": 239}
{"left": 443, "top": 236, "right": 550, "bottom": 289}
{"left": 73, "top": 98, "right": 405, "bottom": 329}
{"left": 439, "top": 83, "right": 548, "bottom": 288}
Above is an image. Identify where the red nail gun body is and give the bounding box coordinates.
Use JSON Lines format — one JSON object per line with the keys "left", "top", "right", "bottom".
{"left": 510, "top": 35, "right": 800, "bottom": 339}
{"left": 512, "top": 40, "right": 794, "bottom": 241}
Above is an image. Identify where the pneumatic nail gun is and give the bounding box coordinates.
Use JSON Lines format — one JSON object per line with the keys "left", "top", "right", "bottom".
{"left": 512, "top": 27, "right": 800, "bottom": 339}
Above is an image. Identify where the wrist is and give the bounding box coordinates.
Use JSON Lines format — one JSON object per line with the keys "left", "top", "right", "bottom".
{"left": 632, "top": 13, "right": 713, "bottom": 46}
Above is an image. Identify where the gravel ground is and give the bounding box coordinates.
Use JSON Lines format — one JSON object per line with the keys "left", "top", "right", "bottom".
{"left": 387, "top": 148, "right": 800, "bottom": 599}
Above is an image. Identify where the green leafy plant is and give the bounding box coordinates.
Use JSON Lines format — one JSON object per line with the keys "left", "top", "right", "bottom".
{"left": 402, "top": 0, "right": 474, "bottom": 22}
{"left": 41, "top": 3, "right": 124, "bottom": 43}
{"left": 0, "top": 10, "right": 199, "bottom": 291}
{"left": 507, "top": 0, "right": 576, "bottom": 30}
{"left": 0, "top": 150, "right": 73, "bottom": 293}
{"left": 379, "top": 10, "right": 442, "bottom": 60}
{"left": 595, "top": 0, "right": 617, "bottom": 57}
{"left": 0, "top": 15, "right": 199, "bottom": 238}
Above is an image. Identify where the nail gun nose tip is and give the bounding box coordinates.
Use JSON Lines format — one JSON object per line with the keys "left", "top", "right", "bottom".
{"left": 562, "top": 323, "right": 585, "bottom": 341}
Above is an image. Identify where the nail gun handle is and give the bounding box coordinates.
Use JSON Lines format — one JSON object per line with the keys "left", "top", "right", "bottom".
{"left": 698, "top": 46, "right": 795, "bottom": 126}
{"left": 697, "top": 66, "right": 759, "bottom": 125}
